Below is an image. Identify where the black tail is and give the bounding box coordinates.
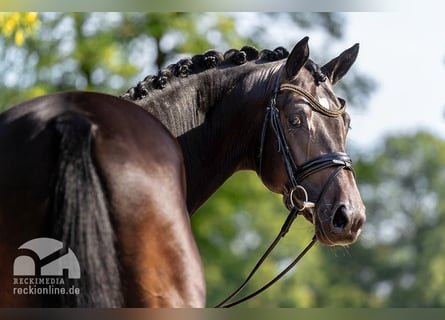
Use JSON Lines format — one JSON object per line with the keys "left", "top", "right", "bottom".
{"left": 47, "top": 112, "right": 123, "bottom": 307}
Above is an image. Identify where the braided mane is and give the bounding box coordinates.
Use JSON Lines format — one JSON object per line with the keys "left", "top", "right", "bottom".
{"left": 121, "top": 46, "right": 290, "bottom": 101}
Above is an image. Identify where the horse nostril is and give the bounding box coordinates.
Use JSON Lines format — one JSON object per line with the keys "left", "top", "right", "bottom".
{"left": 332, "top": 205, "right": 350, "bottom": 233}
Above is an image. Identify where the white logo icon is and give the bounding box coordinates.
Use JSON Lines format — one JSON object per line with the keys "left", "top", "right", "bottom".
{"left": 13, "top": 237, "right": 80, "bottom": 279}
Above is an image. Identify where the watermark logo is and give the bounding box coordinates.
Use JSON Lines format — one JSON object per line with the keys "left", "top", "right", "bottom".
{"left": 13, "top": 237, "right": 80, "bottom": 296}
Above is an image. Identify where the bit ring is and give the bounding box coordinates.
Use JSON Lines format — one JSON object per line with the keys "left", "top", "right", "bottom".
{"left": 289, "top": 185, "right": 315, "bottom": 212}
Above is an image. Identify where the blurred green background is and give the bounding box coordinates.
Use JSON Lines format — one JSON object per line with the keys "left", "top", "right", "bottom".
{"left": 1, "top": 12, "right": 444, "bottom": 307}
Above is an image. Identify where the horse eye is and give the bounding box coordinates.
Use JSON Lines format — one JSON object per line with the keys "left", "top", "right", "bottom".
{"left": 289, "top": 115, "right": 303, "bottom": 127}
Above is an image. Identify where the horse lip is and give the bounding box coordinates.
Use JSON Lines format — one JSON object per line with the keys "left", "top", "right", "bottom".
{"left": 315, "top": 229, "right": 337, "bottom": 246}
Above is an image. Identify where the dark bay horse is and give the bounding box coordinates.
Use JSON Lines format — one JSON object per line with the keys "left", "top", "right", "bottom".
{"left": 0, "top": 37, "right": 365, "bottom": 307}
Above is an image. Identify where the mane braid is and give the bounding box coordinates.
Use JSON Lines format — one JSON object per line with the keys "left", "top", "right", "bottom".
{"left": 121, "top": 46, "right": 290, "bottom": 101}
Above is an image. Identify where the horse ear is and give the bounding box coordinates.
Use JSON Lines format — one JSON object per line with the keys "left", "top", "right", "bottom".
{"left": 322, "top": 43, "right": 359, "bottom": 85}
{"left": 285, "top": 37, "right": 310, "bottom": 79}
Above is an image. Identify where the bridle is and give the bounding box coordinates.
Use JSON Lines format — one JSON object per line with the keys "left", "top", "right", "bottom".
{"left": 215, "top": 67, "right": 355, "bottom": 308}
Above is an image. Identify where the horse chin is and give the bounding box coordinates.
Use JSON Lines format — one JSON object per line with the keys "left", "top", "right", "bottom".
{"left": 315, "top": 229, "right": 359, "bottom": 246}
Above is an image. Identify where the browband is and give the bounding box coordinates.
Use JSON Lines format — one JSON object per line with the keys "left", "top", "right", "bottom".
{"left": 279, "top": 83, "right": 346, "bottom": 117}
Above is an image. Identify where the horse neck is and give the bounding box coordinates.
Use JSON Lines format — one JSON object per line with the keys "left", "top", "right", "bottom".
{"left": 135, "top": 62, "right": 281, "bottom": 214}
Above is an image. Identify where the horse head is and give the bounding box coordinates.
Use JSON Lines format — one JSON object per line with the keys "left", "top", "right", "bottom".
{"left": 259, "top": 37, "right": 366, "bottom": 246}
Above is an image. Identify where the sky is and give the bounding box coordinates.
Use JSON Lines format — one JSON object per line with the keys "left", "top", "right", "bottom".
{"left": 342, "top": 12, "right": 445, "bottom": 152}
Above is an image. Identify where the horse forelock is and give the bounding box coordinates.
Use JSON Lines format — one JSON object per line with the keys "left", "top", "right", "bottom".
{"left": 304, "top": 59, "right": 327, "bottom": 85}
{"left": 122, "top": 46, "right": 290, "bottom": 101}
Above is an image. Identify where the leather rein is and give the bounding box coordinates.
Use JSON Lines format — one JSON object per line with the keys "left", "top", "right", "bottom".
{"left": 215, "top": 68, "right": 354, "bottom": 308}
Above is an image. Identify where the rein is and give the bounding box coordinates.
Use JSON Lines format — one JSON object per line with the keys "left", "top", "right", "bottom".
{"left": 215, "top": 68, "right": 354, "bottom": 308}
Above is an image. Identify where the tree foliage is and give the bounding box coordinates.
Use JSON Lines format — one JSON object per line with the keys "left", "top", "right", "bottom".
{"left": 0, "top": 12, "right": 254, "bottom": 109}
{"left": 0, "top": 12, "right": 39, "bottom": 46}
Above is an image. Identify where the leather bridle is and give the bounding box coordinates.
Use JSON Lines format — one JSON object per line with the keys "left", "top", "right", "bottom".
{"left": 215, "top": 67, "right": 355, "bottom": 308}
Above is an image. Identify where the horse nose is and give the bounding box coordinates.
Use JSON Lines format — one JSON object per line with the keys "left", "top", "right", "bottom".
{"left": 331, "top": 205, "right": 364, "bottom": 235}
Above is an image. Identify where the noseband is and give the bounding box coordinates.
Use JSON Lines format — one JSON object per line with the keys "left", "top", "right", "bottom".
{"left": 216, "top": 68, "right": 355, "bottom": 308}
